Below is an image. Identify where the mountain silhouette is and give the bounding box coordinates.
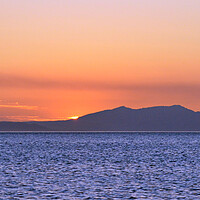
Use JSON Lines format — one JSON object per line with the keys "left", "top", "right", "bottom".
{"left": 1, "top": 105, "right": 200, "bottom": 131}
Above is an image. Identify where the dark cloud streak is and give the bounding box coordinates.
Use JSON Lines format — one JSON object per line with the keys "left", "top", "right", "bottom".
{"left": 0, "top": 73, "right": 200, "bottom": 95}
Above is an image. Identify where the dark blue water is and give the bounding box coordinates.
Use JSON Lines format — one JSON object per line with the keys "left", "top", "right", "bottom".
{"left": 0, "top": 132, "right": 200, "bottom": 199}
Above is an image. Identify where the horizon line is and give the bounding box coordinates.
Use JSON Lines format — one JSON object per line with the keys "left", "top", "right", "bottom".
{"left": 0, "top": 104, "right": 199, "bottom": 123}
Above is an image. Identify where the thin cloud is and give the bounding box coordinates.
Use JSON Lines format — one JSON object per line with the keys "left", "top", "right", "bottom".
{"left": 0, "top": 115, "right": 71, "bottom": 122}
{"left": 0, "top": 73, "right": 200, "bottom": 95}
{"left": 0, "top": 115, "right": 39, "bottom": 122}
{"left": 0, "top": 104, "right": 38, "bottom": 110}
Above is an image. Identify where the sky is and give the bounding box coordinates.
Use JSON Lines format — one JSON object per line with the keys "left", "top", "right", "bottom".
{"left": 0, "top": 0, "right": 200, "bottom": 121}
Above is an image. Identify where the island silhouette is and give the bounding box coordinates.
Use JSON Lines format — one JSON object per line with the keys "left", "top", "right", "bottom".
{"left": 1, "top": 105, "right": 200, "bottom": 131}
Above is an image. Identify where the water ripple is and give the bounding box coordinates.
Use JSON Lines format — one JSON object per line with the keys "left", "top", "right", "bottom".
{"left": 0, "top": 132, "right": 200, "bottom": 199}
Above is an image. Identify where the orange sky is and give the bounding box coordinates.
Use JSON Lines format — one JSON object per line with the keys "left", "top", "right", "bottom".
{"left": 0, "top": 0, "right": 200, "bottom": 121}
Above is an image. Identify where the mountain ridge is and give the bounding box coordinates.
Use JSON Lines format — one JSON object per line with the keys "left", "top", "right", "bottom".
{"left": 0, "top": 105, "right": 200, "bottom": 131}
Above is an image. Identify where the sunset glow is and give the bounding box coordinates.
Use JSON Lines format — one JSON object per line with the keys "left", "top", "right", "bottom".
{"left": 68, "top": 116, "right": 79, "bottom": 120}
{"left": 0, "top": 0, "right": 200, "bottom": 121}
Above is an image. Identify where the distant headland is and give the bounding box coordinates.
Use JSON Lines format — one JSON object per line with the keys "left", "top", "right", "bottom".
{"left": 0, "top": 105, "right": 200, "bottom": 131}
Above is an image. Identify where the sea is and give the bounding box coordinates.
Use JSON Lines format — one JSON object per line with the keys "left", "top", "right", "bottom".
{"left": 0, "top": 132, "right": 200, "bottom": 199}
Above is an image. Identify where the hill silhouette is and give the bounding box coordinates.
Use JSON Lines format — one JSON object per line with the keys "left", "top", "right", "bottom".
{"left": 1, "top": 105, "right": 200, "bottom": 131}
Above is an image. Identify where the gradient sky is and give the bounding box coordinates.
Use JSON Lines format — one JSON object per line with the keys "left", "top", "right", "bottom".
{"left": 0, "top": 0, "right": 200, "bottom": 121}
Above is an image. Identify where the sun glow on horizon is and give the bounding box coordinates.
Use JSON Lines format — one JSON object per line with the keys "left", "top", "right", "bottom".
{"left": 68, "top": 116, "right": 79, "bottom": 120}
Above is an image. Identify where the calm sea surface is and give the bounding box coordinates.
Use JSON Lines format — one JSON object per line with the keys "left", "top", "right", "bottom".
{"left": 0, "top": 132, "right": 200, "bottom": 199}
